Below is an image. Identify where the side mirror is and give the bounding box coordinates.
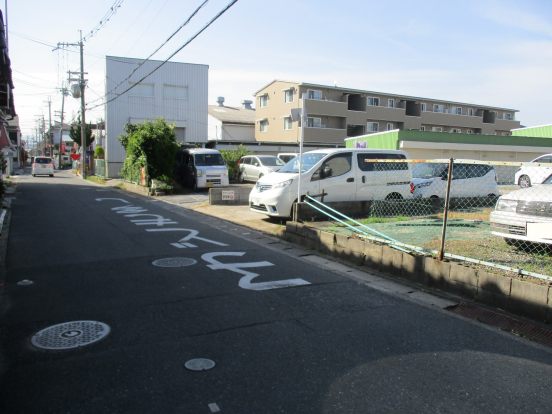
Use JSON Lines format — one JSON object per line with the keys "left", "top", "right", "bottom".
{"left": 321, "top": 165, "right": 332, "bottom": 179}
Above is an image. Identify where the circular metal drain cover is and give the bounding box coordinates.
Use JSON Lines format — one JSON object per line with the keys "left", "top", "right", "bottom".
{"left": 185, "top": 358, "right": 216, "bottom": 371}
{"left": 31, "top": 321, "right": 110, "bottom": 350}
{"left": 152, "top": 257, "right": 197, "bottom": 268}
{"left": 17, "top": 280, "right": 34, "bottom": 286}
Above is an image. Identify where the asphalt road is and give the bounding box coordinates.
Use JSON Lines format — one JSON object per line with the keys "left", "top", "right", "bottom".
{"left": 2, "top": 169, "right": 552, "bottom": 413}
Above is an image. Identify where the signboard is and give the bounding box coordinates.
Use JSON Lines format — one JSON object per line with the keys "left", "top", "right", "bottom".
{"left": 527, "top": 223, "right": 552, "bottom": 240}
{"left": 222, "top": 191, "right": 235, "bottom": 201}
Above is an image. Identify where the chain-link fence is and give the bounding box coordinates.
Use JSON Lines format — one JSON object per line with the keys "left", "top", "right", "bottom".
{"left": 121, "top": 157, "right": 149, "bottom": 186}
{"left": 314, "top": 158, "right": 552, "bottom": 280}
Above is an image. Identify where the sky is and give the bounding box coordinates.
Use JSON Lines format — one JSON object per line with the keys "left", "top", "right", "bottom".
{"left": 6, "top": 0, "right": 552, "bottom": 144}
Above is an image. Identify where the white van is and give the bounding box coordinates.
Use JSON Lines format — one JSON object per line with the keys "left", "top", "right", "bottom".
{"left": 175, "top": 148, "right": 229, "bottom": 191}
{"left": 249, "top": 148, "right": 412, "bottom": 217}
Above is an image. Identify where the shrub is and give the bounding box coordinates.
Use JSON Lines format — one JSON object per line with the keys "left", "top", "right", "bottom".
{"left": 220, "top": 144, "right": 252, "bottom": 179}
{"left": 94, "top": 146, "right": 105, "bottom": 159}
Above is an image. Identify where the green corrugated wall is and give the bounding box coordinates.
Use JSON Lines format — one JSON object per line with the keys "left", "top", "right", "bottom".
{"left": 511, "top": 125, "right": 552, "bottom": 138}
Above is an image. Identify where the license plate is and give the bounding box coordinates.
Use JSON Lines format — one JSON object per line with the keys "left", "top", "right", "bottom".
{"left": 206, "top": 183, "right": 214, "bottom": 188}
{"left": 41, "top": 165, "right": 46, "bottom": 168}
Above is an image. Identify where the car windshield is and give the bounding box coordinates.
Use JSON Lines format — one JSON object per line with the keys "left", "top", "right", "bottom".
{"left": 278, "top": 153, "right": 327, "bottom": 173}
{"left": 258, "top": 156, "right": 284, "bottom": 167}
{"left": 413, "top": 163, "right": 447, "bottom": 179}
{"left": 194, "top": 154, "right": 225, "bottom": 166}
{"left": 35, "top": 158, "right": 52, "bottom": 164}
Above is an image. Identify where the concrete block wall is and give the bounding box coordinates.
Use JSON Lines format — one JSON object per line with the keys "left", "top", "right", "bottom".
{"left": 209, "top": 187, "right": 252, "bottom": 205}
{"left": 283, "top": 222, "right": 552, "bottom": 322}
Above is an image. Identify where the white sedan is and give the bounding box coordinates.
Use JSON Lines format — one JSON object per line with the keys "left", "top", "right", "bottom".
{"left": 31, "top": 156, "right": 54, "bottom": 177}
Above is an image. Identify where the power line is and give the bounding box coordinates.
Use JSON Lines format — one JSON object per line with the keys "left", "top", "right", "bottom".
{"left": 83, "top": 0, "right": 125, "bottom": 42}
{"left": 88, "top": 0, "right": 239, "bottom": 110}
{"left": 103, "top": 0, "right": 209, "bottom": 100}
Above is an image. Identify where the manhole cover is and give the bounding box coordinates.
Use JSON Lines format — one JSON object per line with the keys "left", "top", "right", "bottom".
{"left": 17, "top": 280, "right": 33, "bottom": 285}
{"left": 185, "top": 358, "right": 216, "bottom": 371}
{"left": 152, "top": 258, "right": 197, "bottom": 267}
{"left": 31, "top": 321, "right": 110, "bottom": 350}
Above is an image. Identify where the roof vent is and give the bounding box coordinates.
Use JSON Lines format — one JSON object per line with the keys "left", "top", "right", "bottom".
{"left": 242, "top": 100, "right": 253, "bottom": 110}
{"left": 216, "top": 96, "right": 225, "bottom": 106}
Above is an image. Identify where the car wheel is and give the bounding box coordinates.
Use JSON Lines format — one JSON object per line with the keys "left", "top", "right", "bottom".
{"left": 504, "top": 238, "right": 519, "bottom": 247}
{"left": 238, "top": 173, "right": 244, "bottom": 183}
{"left": 385, "top": 192, "right": 403, "bottom": 201}
{"left": 519, "top": 174, "right": 531, "bottom": 188}
{"left": 50, "top": 174, "right": 54, "bottom": 177}
{"left": 429, "top": 195, "right": 440, "bottom": 199}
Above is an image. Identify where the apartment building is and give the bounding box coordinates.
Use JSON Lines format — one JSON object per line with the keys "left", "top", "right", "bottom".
{"left": 253, "top": 80, "right": 520, "bottom": 145}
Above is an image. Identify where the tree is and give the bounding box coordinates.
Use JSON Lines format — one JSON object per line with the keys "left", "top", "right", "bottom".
{"left": 220, "top": 144, "right": 252, "bottom": 180}
{"left": 118, "top": 118, "right": 178, "bottom": 181}
{"left": 94, "top": 145, "right": 105, "bottom": 159}
{"left": 69, "top": 116, "right": 95, "bottom": 148}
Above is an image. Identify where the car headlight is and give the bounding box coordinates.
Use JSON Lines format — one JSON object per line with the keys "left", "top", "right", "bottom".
{"left": 273, "top": 179, "right": 293, "bottom": 189}
{"left": 496, "top": 199, "right": 518, "bottom": 212}
{"left": 197, "top": 169, "right": 204, "bottom": 177}
{"left": 415, "top": 182, "right": 432, "bottom": 189}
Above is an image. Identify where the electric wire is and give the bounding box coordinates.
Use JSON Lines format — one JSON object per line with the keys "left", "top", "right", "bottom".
{"left": 88, "top": 0, "right": 238, "bottom": 110}
{"left": 83, "top": 0, "right": 125, "bottom": 42}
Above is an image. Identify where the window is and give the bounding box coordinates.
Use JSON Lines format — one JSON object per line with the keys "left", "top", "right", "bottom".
{"left": 432, "top": 127, "right": 443, "bottom": 132}
{"left": 259, "top": 95, "right": 268, "bottom": 108}
{"left": 284, "top": 117, "right": 293, "bottom": 130}
{"left": 307, "top": 117, "right": 322, "bottom": 128}
{"left": 388, "top": 99, "right": 394, "bottom": 108}
{"left": 368, "top": 97, "right": 380, "bottom": 106}
{"left": 357, "top": 153, "right": 408, "bottom": 172}
{"left": 259, "top": 120, "right": 267, "bottom": 132}
{"left": 433, "top": 104, "right": 444, "bottom": 113}
{"left": 504, "top": 113, "right": 512, "bottom": 120}
{"left": 467, "top": 129, "right": 473, "bottom": 134}
{"left": 129, "top": 83, "right": 154, "bottom": 97}
{"left": 420, "top": 126, "right": 425, "bottom": 131}
{"left": 452, "top": 107, "right": 462, "bottom": 115}
{"left": 387, "top": 123, "right": 394, "bottom": 130}
{"left": 163, "top": 85, "right": 188, "bottom": 99}
{"left": 312, "top": 153, "right": 352, "bottom": 181}
{"left": 421, "top": 103, "right": 426, "bottom": 112}
{"left": 307, "top": 90, "right": 322, "bottom": 100}
{"left": 467, "top": 108, "right": 474, "bottom": 116}
{"left": 367, "top": 122, "right": 379, "bottom": 132}
{"left": 284, "top": 89, "right": 294, "bottom": 103}
{"left": 451, "top": 128, "right": 462, "bottom": 133}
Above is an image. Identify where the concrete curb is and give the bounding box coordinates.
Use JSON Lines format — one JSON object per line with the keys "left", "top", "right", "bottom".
{"left": 284, "top": 221, "right": 552, "bottom": 322}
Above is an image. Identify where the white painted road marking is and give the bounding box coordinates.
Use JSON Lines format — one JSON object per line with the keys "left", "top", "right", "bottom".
{"left": 202, "top": 252, "right": 310, "bottom": 291}
{"left": 146, "top": 228, "right": 229, "bottom": 247}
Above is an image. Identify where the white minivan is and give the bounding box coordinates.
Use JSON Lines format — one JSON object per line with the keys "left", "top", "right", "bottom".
{"left": 249, "top": 148, "right": 412, "bottom": 217}
{"left": 175, "top": 148, "right": 229, "bottom": 191}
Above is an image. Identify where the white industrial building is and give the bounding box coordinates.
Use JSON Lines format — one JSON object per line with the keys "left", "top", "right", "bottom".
{"left": 207, "top": 97, "right": 255, "bottom": 142}
{"left": 105, "top": 56, "right": 208, "bottom": 178}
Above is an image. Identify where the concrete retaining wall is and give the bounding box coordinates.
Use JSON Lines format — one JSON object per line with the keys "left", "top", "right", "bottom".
{"left": 284, "top": 222, "right": 552, "bottom": 322}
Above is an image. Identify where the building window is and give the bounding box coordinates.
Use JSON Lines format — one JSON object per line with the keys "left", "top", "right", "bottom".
{"left": 368, "top": 97, "right": 380, "bottom": 106}
{"left": 467, "top": 108, "right": 474, "bottom": 116}
{"left": 259, "top": 95, "right": 268, "bottom": 108}
{"left": 451, "top": 128, "right": 462, "bottom": 133}
{"left": 284, "top": 117, "right": 292, "bottom": 130}
{"left": 502, "top": 132, "right": 510, "bottom": 136}
{"left": 421, "top": 103, "right": 426, "bottom": 112}
{"left": 163, "top": 85, "right": 188, "bottom": 99}
{"left": 367, "top": 122, "right": 379, "bottom": 132}
{"left": 388, "top": 99, "right": 394, "bottom": 108}
{"left": 387, "top": 123, "right": 394, "bottom": 131}
{"left": 433, "top": 104, "right": 444, "bottom": 113}
{"left": 259, "top": 120, "right": 267, "bottom": 132}
{"left": 129, "top": 83, "right": 154, "bottom": 97}
{"left": 307, "top": 117, "right": 322, "bottom": 128}
{"left": 432, "top": 127, "right": 443, "bottom": 132}
{"left": 284, "top": 89, "right": 294, "bottom": 103}
{"left": 452, "top": 107, "right": 462, "bottom": 115}
{"left": 504, "top": 113, "right": 512, "bottom": 120}
{"left": 307, "top": 90, "right": 322, "bottom": 100}
{"left": 420, "top": 126, "right": 425, "bottom": 131}
{"left": 467, "top": 129, "right": 473, "bottom": 134}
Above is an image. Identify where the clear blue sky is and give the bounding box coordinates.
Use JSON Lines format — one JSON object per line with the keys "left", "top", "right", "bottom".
{"left": 6, "top": 0, "right": 552, "bottom": 140}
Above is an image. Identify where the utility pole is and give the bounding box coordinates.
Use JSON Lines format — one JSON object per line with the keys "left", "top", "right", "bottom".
{"left": 57, "top": 30, "right": 88, "bottom": 179}
{"left": 55, "top": 85, "right": 69, "bottom": 169}
{"left": 47, "top": 96, "right": 52, "bottom": 157}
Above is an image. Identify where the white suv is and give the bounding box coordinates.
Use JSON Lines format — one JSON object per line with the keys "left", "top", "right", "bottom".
{"left": 238, "top": 155, "right": 284, "bottom": 183}
{"left": 514, "top": 154, "right": 552, "bottom": 188}
{"left": 32, "top": 156, "right": 54, "bottom": 177}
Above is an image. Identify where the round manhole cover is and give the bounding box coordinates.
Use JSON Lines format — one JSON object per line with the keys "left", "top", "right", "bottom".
{"left": 31, "top": 321, "right": 110, "bottom": 350}
{"left": 185, "top": 358, "right": 216, "bottom": 371}
{"left": 152, "top": 258, "right": 197, "bottom": 268}
{"left": 17, "top": 280, "right": 34, "bottom": 286}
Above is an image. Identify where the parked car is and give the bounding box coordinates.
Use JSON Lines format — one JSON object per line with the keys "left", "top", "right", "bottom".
{"left": 32, "top": 156, "right": 54, "bottom": 177}
{"left": 238, "top": 155, "right": 285, "bottom": 183}
{"left": 277, "top": 153, "right": 298, "bottom": 164}
{"left": 249, "top": 148, "right": 412, "bottom": 218}
{"left": 174, "top": 148, "right": 229, "bottom": 191}
{"left": 411, "top": 161, "right": 499, "bottom": 199}
{"left": 61, "top": 155, "right": 72, "bottom": 169}
{"left": 514, "top": 153, "right": 552, "bottom": 188}
{"left": 490, "top": 174, "right": 552, "bottom": 246}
